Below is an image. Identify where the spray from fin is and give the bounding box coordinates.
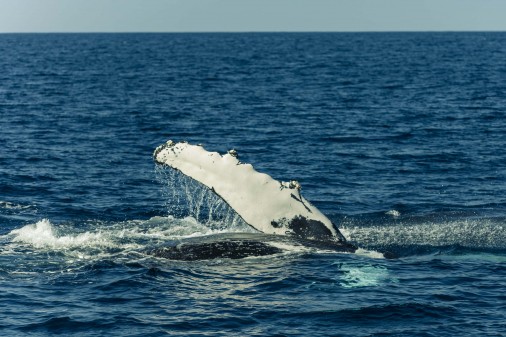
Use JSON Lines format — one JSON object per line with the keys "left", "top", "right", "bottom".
{"left": 155, "top": 165, "right": 250, "bottom": 232}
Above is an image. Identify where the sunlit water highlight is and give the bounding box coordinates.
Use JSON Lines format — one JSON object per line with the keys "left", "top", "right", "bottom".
{"left": 1, "top": 32, "right": 505, "bottom": 336}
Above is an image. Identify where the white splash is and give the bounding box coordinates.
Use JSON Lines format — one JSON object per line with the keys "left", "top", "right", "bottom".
{"left": 10, "top": 219, "right": 109, "bottom": 249}
{"left": 355, "top": 248, "right": 385, "bottom": 259}
{"left": 385, "top": 210, "right": 401, "bottom": 217}
{"left": 5, "top": 216, "right": 260, "bottom": 256}
{"left": 342, "top": 218, "right": 506, "bottom": 249}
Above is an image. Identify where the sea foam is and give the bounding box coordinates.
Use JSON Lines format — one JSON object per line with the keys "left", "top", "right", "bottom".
{"left": 10, "top": 219, "right": 109, "bottom": 249}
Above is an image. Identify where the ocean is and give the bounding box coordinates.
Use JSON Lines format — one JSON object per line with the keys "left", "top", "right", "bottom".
{"left": 1, "top": 32, "right": 505, "bottom": 336}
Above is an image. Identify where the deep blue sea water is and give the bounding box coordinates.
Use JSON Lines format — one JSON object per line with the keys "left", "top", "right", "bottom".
{"left": 1, "top": 32, "right": 505, "bottom": 336}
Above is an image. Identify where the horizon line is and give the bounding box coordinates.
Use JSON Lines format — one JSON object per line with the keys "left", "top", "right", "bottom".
{"left": 1, "top": 29, "right": 506, "bottom": 34}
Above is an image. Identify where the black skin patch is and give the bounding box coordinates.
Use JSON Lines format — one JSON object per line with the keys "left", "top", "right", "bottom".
{"left": 270, "top": 220, "right": 282, "bottom": 228}
{"left": 288, "top": 216, "right": 335, "bottom": 241}
{"left": 151, "top": 240, "right": 283, "bottom": 261}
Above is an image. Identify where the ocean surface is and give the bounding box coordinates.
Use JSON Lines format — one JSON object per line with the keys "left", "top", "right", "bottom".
{"left": 1, "top": 32, "right": 505, "bottom": 336}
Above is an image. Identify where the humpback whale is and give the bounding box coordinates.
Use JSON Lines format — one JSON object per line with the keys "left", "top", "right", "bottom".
{"left": 152, "top": 140, "right": 356, "bottom": 260}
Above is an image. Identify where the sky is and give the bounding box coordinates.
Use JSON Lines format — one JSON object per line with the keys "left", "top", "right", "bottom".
{"left": 0, "top": 0, "right": 505, "bottom": 33}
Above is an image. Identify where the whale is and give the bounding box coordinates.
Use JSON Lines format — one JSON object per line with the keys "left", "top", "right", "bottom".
{"left": 152, "top": 140, "right": 356, "bottom": 260}
{"left": 150, "top": 232, "right": 358, "bottom": 261}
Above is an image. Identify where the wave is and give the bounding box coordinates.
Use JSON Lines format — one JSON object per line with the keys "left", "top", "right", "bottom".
{"left": 10, "top": 219, "right": 109, "bottom": 250}
{"left": 1, "top": 212, "right": 504, "bottom": 285}
{"left": 3, "top": 216, "right": 353, "bottom": 264}
{"left": 5, "top": 212, "right": 504, "bottom": 264}
{"left": 0, "top": 201, "right": 34, "bottom": 210}
{"left": 8, "top": 210, "right": 502, "bottom": 261}
{"left": 259, "top": 302, "right": 457, "bottom": 320}
{"left": 4, "top": 216, "right": 254, "bottom": 253}
{"left": 341, "top": 212, "right": 506, "bottom": 256}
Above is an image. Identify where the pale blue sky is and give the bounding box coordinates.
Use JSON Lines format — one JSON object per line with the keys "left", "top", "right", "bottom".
{"left": 1, "top": 0, "right": 505, "bottom": 33}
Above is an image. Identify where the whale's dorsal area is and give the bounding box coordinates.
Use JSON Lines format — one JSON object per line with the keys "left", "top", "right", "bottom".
{"left": 150, "top": 232, "right": 357, "bottom": 261}
{"left": 153, "top": 140, "right": 348, "bottom": 243}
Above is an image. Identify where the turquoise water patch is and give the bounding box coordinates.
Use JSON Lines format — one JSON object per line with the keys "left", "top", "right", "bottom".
{"left": 338, "top": 263, "right": 396, "bottom": 288}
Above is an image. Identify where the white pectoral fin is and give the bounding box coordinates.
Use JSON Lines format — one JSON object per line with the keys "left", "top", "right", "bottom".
{"left": 154, "top": 140, "right": 347, "bottom": 243}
